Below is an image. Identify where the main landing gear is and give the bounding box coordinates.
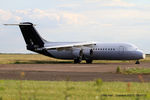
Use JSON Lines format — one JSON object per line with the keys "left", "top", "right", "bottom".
{"left": 135, "top": 60, "right": 140, "bottom": 64}
{"left": 74, "top": 57, "right": 82, "bottom": 64}
{"left": 86, "top": 59, "right": 93, "bottom": 64}
{"left": 74, "top": 58, "right": 93, "bottom": 64}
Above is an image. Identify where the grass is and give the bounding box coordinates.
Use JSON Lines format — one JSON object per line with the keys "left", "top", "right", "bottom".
{"left": 0, "top": 54, "right": 150, "bottom": 64}
{"left": 121, "top": 67, "right": 150, "bottom": 74}
{"left": 0, "top": 80, "right": 149, "bottom": 100}
{"left": 0, "top": 54, "right": 73, "bottom": 64}
{"left": 0, "top": 54, "right": 150, "bottom": 100}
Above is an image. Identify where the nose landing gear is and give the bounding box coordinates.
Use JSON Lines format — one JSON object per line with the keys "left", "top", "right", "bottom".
{"left": 135, "top": 60, "right": 140, "bottom": 64}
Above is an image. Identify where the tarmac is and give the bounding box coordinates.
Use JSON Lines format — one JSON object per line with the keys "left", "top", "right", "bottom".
{"left": 0, "top": 62, "right": 150, "bottom": 82}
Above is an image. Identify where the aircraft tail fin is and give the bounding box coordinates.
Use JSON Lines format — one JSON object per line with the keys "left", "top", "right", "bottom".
{"left": 4, "top": 22, "right": 47, "bottom": 51}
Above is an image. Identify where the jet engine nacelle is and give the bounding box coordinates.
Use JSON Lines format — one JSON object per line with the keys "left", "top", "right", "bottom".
{"left": 72, "top": 48, "right": 83, "bottom": 59}
{"left": 83, "top": 48, "right": 93, "bottom": 59}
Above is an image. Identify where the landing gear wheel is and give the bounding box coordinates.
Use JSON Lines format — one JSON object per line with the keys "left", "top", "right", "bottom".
{"left": 86, "top": 59, "right": 93, "bottom": 64}
{"left": 135, "top": 60, "right": 140, "bottom": 64}
{"left": 74, "top": 59, "right": 78, "bottom": 64}
{"left": 74, "top": 58, "right": 82, "bottom": 64}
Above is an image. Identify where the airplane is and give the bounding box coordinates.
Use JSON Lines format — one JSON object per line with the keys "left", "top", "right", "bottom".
{"left": 4, "top": 22, "right": 145, "bottom": 64}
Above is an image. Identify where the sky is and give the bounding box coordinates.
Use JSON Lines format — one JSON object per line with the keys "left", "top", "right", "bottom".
{"left": 0, "top": 0, "right": 150, "bottom": 53}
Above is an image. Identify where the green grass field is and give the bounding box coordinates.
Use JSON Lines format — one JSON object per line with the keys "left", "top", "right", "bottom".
{"left": 0, "top": 54, "right": 150, "bottom": 100}
{"left": 0, "top": 80, "right": 150, "bottom": 100}
{"left": 0, "top": 54, "right": 72, "bottom": 64}
{"left": 0, "top": 54, "right": 149, "bottom": 64}
{"left": 121, "top": 67, "right": 150, "bottom": 74}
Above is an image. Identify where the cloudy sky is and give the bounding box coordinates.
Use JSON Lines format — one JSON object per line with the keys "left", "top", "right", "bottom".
{"left": 0, "top": 0, "right": 150, "bottom": 53}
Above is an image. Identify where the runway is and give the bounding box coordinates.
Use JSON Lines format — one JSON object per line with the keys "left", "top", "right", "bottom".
{"left": 0, "top": 62, "right": 150, "bottom": 82}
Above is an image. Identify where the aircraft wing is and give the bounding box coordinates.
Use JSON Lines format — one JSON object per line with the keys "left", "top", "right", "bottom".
{"left": 44, "top": 42, "right": 96, "bottom": 50}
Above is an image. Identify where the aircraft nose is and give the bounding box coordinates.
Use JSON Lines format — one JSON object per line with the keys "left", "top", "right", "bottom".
{"left": 137, "top": 50, "right": 145, "bottom": 59}
{"left": 142, "top": 53, "right": 146, "bottom": 59}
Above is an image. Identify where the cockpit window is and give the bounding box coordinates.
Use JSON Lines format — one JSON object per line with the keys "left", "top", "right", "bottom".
{"left": 126, "top": 44, "right": 138, "bottom": 51}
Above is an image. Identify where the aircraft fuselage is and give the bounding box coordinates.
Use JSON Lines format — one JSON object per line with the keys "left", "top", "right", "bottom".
{"left": 45, "top": 42, "right": 145, "bottom": 60}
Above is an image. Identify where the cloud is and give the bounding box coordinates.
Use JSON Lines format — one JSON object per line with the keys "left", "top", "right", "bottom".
{"left": 109, "top": 9, "right": 150, "bottom": 21}
{"left": 57, "top": 4, "right": 80, "bottom": 8}
{"left": 0, "top": 7, "right": 150, "bottom": 28}
{"left": 59, "top": 11, "right": 87, "bottom": 25}
{"left": 85, "top": 0, "right": 135, "bottom": 7}
{"left": 0, "top": 9, "right": 87, "bottom": 27}
{"left": 103, "top": 0, "right": 135, "bottom": 7}
{"left": 0, "top": 9, "right": 22, "bottom": 23}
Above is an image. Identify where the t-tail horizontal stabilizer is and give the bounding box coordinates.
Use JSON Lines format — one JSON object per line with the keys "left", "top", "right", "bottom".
{"left": 4, "top": 23, "right": 36, "bottom": 26}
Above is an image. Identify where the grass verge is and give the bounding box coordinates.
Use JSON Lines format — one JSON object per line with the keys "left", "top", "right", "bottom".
{"left": 121, "top": 67, "right": 150, "bottom": 74}
{"left": 0, "top": 80, "right": 149, "bottom": 100}
{"left": 0, "top": 54, "right": 150, "bottom": 64}
{"left": 0, "top": 54, "right": 73, "bottom": 64}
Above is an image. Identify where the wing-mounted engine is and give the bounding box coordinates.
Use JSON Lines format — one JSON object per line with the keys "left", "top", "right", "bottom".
{"left": 72, "top": 48, "right": 83, "bottom": 63}
{"left": 82, "top": 48, "right": 93, "bottom": 63}
{"left": 83, "top": 48, "right": 93, "bottom": 59}
{"left": 72, "top": 48, "right": 83, "bottom": 58}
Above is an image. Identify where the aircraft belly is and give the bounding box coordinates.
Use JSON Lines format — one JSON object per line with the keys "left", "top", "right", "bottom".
{"left": 47, "top": 50, "right": 73, "bottom": 59}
